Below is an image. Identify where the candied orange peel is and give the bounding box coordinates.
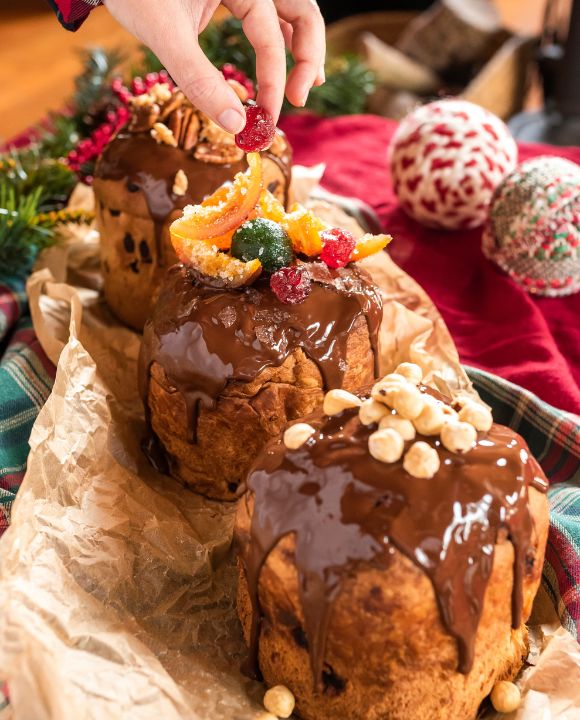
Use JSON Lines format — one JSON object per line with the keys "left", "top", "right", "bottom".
{"left": 350, "top": 233, "right": 392, "bottom": 261}
{"left": 171, "top": 151, "right": 262, "bottom": 242}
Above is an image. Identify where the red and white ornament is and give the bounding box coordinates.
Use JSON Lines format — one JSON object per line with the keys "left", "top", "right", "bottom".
{"left": 389, "top": 99, "right": 517, "bottom": 230}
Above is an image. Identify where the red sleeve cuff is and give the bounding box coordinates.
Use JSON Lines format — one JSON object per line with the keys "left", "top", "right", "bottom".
{"left": 46, "top": 0, "right": 102, "bottom": 31}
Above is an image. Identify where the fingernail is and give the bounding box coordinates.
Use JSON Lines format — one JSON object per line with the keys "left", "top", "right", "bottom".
{"left": 218, "top": 108, "right": 245, "bottom": 134}
{"left": 318, "top": 67, "right": 325, "bottom": 84}
{"left": 299, "top": 92, "right": 309, "bottom": 107}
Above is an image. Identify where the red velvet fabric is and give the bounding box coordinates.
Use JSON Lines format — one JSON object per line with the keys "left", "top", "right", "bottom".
{"left": 280, "top": 114, "right": 580, "bottom": 414}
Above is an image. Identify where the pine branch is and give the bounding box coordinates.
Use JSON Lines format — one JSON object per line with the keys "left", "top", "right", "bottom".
{"left": 0, "top": 186, "right": 53, "bottom": 278}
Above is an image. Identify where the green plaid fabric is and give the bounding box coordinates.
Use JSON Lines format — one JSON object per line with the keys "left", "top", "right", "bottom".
{"left": 467, "top": 365, "right": 580, "bottom": 639}
{"left": 0, "top": 278, "right": 55, "bottom": 534}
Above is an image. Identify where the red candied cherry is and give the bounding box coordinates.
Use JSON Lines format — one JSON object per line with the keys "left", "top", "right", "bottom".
{"left": 320, "top": 227, "right": 357, "bottom": 268}
{"left": 235, "top": 104, "right": 276, "bottom": 152}
{"left": 270, "top": 266, "right": 311, "bottom": 304}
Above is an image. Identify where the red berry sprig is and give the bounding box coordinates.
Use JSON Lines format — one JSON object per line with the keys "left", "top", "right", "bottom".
{"left": 270, "top": 266, "right": 312, "bottom": 304}
{"left": 67, "top": 105, "right": 130, "bottom": 184}
{"left": 320, "top": 228, "right": 357, "bottom": 269}
{"left": 235, "top": 104, "right": 276, "bottom": 152}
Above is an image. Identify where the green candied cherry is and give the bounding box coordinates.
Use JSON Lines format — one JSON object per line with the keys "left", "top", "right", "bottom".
{"left": 231, "top": 218, "right": 294, "bottom": 273}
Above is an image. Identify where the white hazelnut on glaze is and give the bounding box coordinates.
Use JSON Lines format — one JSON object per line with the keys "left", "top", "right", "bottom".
{"left": 490, "top": 681, "right": 521, "bottom": 714}
{"left": 283, "top": 423, "right": 315, "bottom": 450}
{"left": 391, "top": 384, "right": 425, "bottom": 420}
{"left": 458, "top": 402, "right": 493, "bottom": 432}
{"left": 441, "top": 404, "right": 459, "bottom": 423}
{"left": 359, "top": 399, "right": 389, "bottom": 425}
{"left": 264, "top": 685, "right": 296, "bottom": 719}
{"left": 395, "top": 362, "right": 423, "bottom": 385}
{"left": 440, "top": 421, "right": 477, "bottom": 454}
{"left": 403, "top": 441, "right": 440, "bottom": 479}
{"left": 413, "top": 401, "right": 445, "bottom": 436}
{"left": 379, "top": 413, "right": 416, "bottom": 440}
{"left": 368, "top": 428, "right": 405, "bottom": 463}
{"left": 323, "top": 389, "right": 362, "bottom": 416}
{"left": 371, "top": 380, "right": 401, "bottom": 406}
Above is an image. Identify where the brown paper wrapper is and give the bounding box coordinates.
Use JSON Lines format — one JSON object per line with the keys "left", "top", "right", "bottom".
{"left": 0, "top": 175, "right": 577, "bottom": 719}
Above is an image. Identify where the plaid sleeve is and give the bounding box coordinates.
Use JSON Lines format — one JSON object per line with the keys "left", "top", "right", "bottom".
{"left": 44, "top": 0, "right": 102, "bottom": 31}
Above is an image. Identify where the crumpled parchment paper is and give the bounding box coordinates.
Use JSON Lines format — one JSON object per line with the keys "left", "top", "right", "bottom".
{"left": 0, "top": 171, "right": 578, "bottom": 720}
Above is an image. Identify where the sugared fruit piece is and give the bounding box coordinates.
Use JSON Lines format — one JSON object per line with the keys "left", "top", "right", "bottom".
{"left": 350, "top": 233, "right": 392, "bottom": 261}
{"left": 170, "top": 152, "right": 262, "bottom": 242}
{"left": 282, "top": 205, "right": 326, "bottom": 257}
{"left": 232, "top": 218, "right": 294, "bottom": 273}
{"left": 270, "top": 265, "right": 312, "bottom": 304}
{"left": 171, "top": 236, "right": 261, "bottom": 287}
{"left": 257, "top": 189, "right": 286, "bottom": 223}
{"left": 320, "top": 227, "right": 357, "bottom": 268}
{"left": 235, "top": 104, "right": 276, "bottom": 152}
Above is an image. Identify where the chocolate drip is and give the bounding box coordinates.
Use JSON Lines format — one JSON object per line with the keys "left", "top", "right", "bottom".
{"left": 139, "top": 262, "right": 382, "bottom": 446}
{"left": 238, "top": 392, "right": 548, "bottom": 687}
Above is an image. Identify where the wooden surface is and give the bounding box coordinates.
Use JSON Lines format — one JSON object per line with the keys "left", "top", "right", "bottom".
{"left": 0, "top": 0, "right": 550, "bottom": 144}
{"left": 0, "top": 0, "right": 139, "bottom": 143}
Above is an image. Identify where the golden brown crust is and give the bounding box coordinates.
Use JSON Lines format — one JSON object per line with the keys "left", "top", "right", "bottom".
{"left": 235, "top": 487, "right": 549, "bottom": 720}
{"left": 146, "top": 314, "right": 376, "bottom": 500}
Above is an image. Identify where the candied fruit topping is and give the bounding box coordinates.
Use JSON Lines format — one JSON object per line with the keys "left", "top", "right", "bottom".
{"left": 270, "top": 266, "right": 312, "bottom": 304}
{"left": 235, "top": 104, "right": 276, "bottom": 152}
{"left": 171, "top": 152, "right": 262, "bottom": 242}
{"left": 320, "top": 227, "right": 357, "bottom": 268}
{"left": 350, "top": 233, "right": 392, "bottom": 261}
{"left": 282, "top": 205, "right": 326, "bottom": 257}
{"left": 232, "top": 218, "right": 294, "bottom": 273}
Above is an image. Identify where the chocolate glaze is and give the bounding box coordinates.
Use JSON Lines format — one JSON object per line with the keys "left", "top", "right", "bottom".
{"left": 95, "top": 130, "right": 291, "bottom": 262}
{"left": 237, "top": 390, "right": 548, "bottom": 688}
{"left": 138, "top": 262, "right": 383, "bottom": 444}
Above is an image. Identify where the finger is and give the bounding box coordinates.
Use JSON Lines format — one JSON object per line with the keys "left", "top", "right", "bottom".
{"left": 275, "top": 0, "right": 326, "bottom": 107}
{"left": 226, "top": 0, "right": 287, "bottom": 123}
{"left": 160, "top": 39, "right": 246, "bottom": 134}
{"left": 280, "top": 19, "right": 294, "bottom": 51}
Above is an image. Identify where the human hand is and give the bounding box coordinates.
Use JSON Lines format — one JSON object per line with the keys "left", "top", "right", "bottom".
{"left": 103, "top": 0, "right": 326, "bottom": 133}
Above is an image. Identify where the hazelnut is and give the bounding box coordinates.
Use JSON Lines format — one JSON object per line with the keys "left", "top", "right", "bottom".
{"left": 379, "top": 413, "right": 416, "bottom": 440}
{"left": 323, "top": 389, "right": 362, "bottom": 416}
{"left": 458, "top": 402, "right": 493, "bottom": 432}
{"left": 264, "top": 685, "right": 295, "bottom": 719}
{"left": 413, "top": 401, "right": 445, "bottom": 436}
{"left": 395, "top": 362, "right": 423, "bottom": 385}
{"left": 283, "top": 423, "right": 315, "bottom": 450}
{"left": 391, "top": 384, "right": 425, "bottom": 420}
{"left": 382, "top": 372, "right": 407, "bottom": 386}
{"left": 359, "top": 399, "right": 389, "bottom": 426}
{"left": 440, "top": 421, "right": 477, "bottom": 454}
{"left": 441, "top": 404, "right": 458, "bottom": 423}
{"left": 371, "top": 380, "right": 402, "bottom": 406}
{"left": 368, "top": 428, "right": 404, "bottom": 463}
{"left": 403, "top": 441, "right": 440, "bottom": 479}
{"left": 490, "top": 681, "right": 521, "bottom": 714}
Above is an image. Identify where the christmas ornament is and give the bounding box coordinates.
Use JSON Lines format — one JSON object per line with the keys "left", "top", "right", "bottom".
{"left": 389, "top": 99, "right": 517, "bottom": 230}
{"left": 482, "top": 156, "right": 580, "bottom": 297}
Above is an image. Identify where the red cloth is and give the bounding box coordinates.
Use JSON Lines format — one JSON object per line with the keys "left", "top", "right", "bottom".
{"left": 45, "top": 0, "right": 100, "bottom": 30}
{"left": 280, "top": 114, "right": 580, "bottom": 415}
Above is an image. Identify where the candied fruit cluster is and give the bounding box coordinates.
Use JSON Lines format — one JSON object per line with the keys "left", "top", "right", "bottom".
{"left": 169, "top": 151, "right": 392, "bottom": 303}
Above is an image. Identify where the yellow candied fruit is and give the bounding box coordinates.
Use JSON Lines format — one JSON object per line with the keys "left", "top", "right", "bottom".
{"left": 350, "top": 233, "right": 392, "bottom": 262}
{"left": 282, "top": 203, "right": 328, "bottom": 257}
{"left": 171, "top": 235, "right": 262, "bottom": 287}
{"left": 257, "top": 189, "right": 286, "bottom": 223}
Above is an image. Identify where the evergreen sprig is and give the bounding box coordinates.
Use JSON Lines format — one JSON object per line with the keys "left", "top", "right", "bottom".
{"left": 0, "top": 186, "right": 53, "bottom": 277}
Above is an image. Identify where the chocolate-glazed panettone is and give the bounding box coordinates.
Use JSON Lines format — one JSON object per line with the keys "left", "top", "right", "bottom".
{"left": 139, "top": 261, "right": 383, "bottom": 501}
{"left": 93, "top": 83, "right": 292, "bottom": 330}
{"left": 235, "top": 374, "right": 549, "bottom": 720}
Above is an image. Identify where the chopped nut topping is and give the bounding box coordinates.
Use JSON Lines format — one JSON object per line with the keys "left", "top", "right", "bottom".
{"left": 151, "top": 122, "right": 178, "bottom": 147}
{"left": 173, "top": 169, "right": 188, "bottom": 196}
